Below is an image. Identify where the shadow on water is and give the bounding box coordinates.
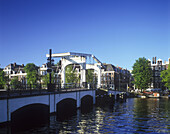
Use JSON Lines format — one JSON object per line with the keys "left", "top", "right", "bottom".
{"left": 11, "top": 104, "right": 49, "bottom": 134}
{"left": 56, "top": 98, "right": 77, "bottom": 121}
{"left": 81, "top": 95, "right": 93, "bottom": 114}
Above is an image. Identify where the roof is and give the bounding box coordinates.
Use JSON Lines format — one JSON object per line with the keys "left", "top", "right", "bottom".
{"left": 103, "top": 64, "right": 116, "bottom": 71}
{"left": 157, "top": 58, "right": 162, "bottom": 61}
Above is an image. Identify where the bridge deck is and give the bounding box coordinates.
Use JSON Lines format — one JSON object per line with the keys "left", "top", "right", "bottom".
{"left": 0, "top": 88, "right": 95, "bottom": 100}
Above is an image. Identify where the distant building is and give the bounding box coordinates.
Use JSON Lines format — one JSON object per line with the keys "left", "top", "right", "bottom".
{"left": 101, "top": 64, "right": 116, "bottom": 89}
{"left": 3, "top": 63, "right": 27, "bottom": 84}
{"left": 101, "top": 63, "right": 133, "bottom": 91}
{"left": 39, "top": 63, "right": 48, "bottom": 76}
{"left": 149, "top": 57, "right": 170, "bottom": 90}
{"left": 39, "top": 62, "right": 61, "bottom": 84}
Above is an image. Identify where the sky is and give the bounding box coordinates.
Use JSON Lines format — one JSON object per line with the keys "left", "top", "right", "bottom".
{"left": 0, "top": 0, "right": 170, "bottom": 70}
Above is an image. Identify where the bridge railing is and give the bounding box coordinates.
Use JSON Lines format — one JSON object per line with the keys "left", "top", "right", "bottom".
{"left": 0, "top": 83, "right": 97, "bottom": 90}
{"left": 0, "top": 83, "right": 97, "bottom": 98}
{"left": 100, "top": 86, "right": 127, "bottom": 92}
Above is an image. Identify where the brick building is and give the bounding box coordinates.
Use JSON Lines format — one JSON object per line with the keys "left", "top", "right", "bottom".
{"left": 101, "top": 64, "right": 133, "bottom": 91}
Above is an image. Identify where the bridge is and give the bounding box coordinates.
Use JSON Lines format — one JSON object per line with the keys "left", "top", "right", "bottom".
{"left": 46, "top": 51, "right": 106, "bottom": 88}
{"left": 0, "top": 86, "right": 96, "bottom": 131}
{"left": 0, "top": 50, "right": 127, "bottom": 132}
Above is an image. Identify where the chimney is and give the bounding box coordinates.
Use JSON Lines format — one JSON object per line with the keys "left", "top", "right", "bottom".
{"left": 155, "top": 57, "right": 156, "bottom": 64}
{"left": 152, "top": 57, "right": 154, "bottom": 64}
{"left": 22, "top": 64, "right": 24, "bottom": 67}
{"left": 14, "top": 62, "right": 16, "bottom": 67}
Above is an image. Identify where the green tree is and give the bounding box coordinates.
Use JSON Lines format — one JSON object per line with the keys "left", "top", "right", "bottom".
{"left": 10, "top": 76, "right": 21, "bottom": 89}
{"left": 0, "top": 70, "right": 7, "bottom": 89}
{"left": 42, "top": 71, "right": 55, "bottom": 85}
{"left": 161, "top": 64, "right": 170, "bottom": 89}
{"left": 86, "top": 69, "right": 94, "bottom": 83}
{"left": 132, "top": 57, "right": 152, "bottom": 90}
{"left": 24, "top": 63, "right": 38, "bottom": 85}
{"left": 65, "top": 65, "right": 80, "bottom": 83}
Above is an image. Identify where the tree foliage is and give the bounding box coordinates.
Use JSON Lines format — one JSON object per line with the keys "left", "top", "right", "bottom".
{"left": 24, "top": 63, "right": 38, "bottom": 85}
{"left": 42, "top": 71, "right": 55, "bottom": 85}
{"left": 0, "top": 70, "right": 7, "bottom": 89}
{"left": 132, "top": 57, "right": 152, "bottom": 90}
{"left": 65, "top": 65, "right": 80, "bottom": 83}
{"left": 86, "top": 69, "right": 94, "bottom": 83}
{"left": 10, "top": 76, "right": 21, "bottom": 89}
{"left": 161, "top": 64, "right": 170, "bottom": 89}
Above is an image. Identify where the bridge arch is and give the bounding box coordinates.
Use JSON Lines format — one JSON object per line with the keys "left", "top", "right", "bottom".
{"left": 61, "top": 56, "right": 86, "bottom": 88}
{"left": 56, "top": 98, "right": 77, "bottom": 120}
{"left": 81, "top": 95, "right": 93, "bottom": 113}
{"left": 86, "top": 64, "right": 101, "bottom": 88}
{"left": 64, "top": 64, "right": 81, "bottom": 85}
{"left": 11, "top": 103, "right": 49, "bottom": 132}
{"left": 9, "top": 96, "right": 49, "bottom": 115}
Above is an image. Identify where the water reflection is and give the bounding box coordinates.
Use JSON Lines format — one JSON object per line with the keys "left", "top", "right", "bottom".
{"left": 133, "top": 98, "right": 170, "bottom": 133}
{"left": 1, "top": 98, "right": 170, "bottom": 133}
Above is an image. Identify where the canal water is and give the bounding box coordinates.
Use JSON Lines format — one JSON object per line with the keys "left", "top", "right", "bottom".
{"left": 1, "top": 98, "right": 170, "bottom": 134}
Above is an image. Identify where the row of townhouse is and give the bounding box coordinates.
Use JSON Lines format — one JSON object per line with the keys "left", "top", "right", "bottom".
{"left": 3, "top": 62, "right": 59, "bottom": 85}
{"left": 3, "top": 62, "right": 133, "bottom": 90}
{"left": 101, "top": 64, "right": 133, "bottom": 91}
{"left": 148, "top": 57, "right": 170, "bottom": 90}
{"left": 5, "top": 57, "right": 169, "bottom": 90}
{"left": 3, "top": 63, "right": 27, "bottom": 84}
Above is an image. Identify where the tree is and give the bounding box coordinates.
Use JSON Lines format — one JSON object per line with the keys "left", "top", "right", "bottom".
{"left": 65, "top": 65, "right": 80, "bottom": 84}
{"left": 10, "top": 76, "right": 21, "bottom": 89}
{"left": 132, "top": 57, "right": 152, "bottom": 90}
{"left": 24, "top": 63, "right": 38, "bottom": 85}
{"left": 161, "top": 64, "right": 170, "bottom": 89}
{"left": 0, "top": 70, "right": 7, "bottom": 89}
{"left": 86, "top": 69, "right": 94, "bottom": 83}
{"left": 42, "top": 71, "right": 55, "bottom": 85}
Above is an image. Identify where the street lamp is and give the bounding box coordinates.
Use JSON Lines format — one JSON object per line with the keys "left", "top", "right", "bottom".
{"left": 47, "top": 49, "right": 54, "bottom": 91}
{"left": 119, "top": 73, "right": 120, "bottom": 91}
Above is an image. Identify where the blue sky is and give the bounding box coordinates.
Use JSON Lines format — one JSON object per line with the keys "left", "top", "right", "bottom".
{"left": 0, "top": 0, "right": 169, "bottom": 70}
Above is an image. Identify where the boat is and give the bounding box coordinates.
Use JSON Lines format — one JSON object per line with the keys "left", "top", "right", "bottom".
{"left": 148, "top": 92, "right": 160, "bottom": 98}
{"left": 143, "top": 88, "right": 162, "bottom": 98}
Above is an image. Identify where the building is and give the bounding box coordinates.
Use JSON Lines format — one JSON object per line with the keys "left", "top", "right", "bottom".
{"left": 3, "top": 63, "right": 27, "bottom": 84}
{"left": 39, "top": 63, "right": 48, "bottom": 76}
{"left": 101, "top": 64, "right": 116, "bottom": 89}
{"left": 39, "top": 62, "right": 62, "bottom": 84}
{"left": 149, "top": 57, "right": 170, "bottom": 90}
{"left": 101, "top": 63, "right": 133, "bottom": 91}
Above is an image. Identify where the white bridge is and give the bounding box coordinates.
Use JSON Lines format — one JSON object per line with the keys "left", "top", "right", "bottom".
{"left": 0, "top": 51, "right": 127, "bottom": 132}
{"left": 46, "top": 52, "right": 105, "bottom": 88}
{"left": 0, "top": 89, "right": 95, "bottom": 125}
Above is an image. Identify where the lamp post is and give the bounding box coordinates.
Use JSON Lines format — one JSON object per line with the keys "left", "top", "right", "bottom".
{"left": 47, "top": 49, "right": 54, "bottom": 91}
{"left": 119, "top": 73, "right": 120, "bottom": 91}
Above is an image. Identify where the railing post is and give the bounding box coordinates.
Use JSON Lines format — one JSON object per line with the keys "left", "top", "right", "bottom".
{"left": 39, "top": 83, "right": 41, "bottom": 94}
{"left": 30, "top": 84, "right": 32, "bottom": 95}
{"left": 7, "top": 84, "right": 10, "bottom": 98}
